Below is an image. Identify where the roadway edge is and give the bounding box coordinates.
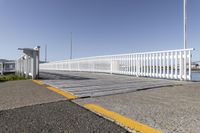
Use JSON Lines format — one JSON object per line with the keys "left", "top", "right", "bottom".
{"left": 32, "top": 80, "right": 77, "bottom": 100}
{"left": 84, "top": 104, "right": 163, "bottom": 133}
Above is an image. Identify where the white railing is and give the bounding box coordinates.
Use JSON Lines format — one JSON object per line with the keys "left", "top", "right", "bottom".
{"left": 40, "top": 48, "right": 194, "bottom": 81}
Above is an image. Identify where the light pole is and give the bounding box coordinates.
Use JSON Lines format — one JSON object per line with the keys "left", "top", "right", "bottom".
{"left": 184, "top": 0, "right": 187, "bottom": 49}
{"left": 70, "top": 32, "right": 73, "bottom": 59}
{"left": 45, "top": 44, "right": 47, "bottom": 62}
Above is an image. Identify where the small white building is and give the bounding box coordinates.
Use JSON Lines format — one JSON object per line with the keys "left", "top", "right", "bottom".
{"left": 0, "top": 59, "right": 15, "bottom": 75}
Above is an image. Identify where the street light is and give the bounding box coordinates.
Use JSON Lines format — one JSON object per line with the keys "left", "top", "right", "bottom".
{"left": 70, "top": 32, "right": 73, "bottom": 59}
{"left": 184, "top": 0, "right": 187, "bottom": 49}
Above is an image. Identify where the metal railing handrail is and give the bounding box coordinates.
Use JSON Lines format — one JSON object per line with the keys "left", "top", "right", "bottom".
{"left": 47, "top": 48, "right": 194, "bottom": 63}
{"left": 40, "top": 48, "right": 194, "bottom": 81}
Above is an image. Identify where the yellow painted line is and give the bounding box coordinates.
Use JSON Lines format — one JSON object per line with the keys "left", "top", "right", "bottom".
{"left": 32, "top": 80, "right": 44, "bottom": 85}
{"left": 46, "top": 86, "right": 77, "bottom": 100}
{"left": 84, "top": 104, "right": 162, "bottom": 133}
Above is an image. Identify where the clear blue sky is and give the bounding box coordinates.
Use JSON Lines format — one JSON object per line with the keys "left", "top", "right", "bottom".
{"left": 0, "top": 0, "right": 199, "bottom": 61}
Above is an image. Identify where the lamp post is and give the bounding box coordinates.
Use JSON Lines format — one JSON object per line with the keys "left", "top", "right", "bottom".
{"left": 184, "top": 0, "right": 187, "bottom": 49}
{"left": 45, "top": 44, "right": 47, "bottom": 62}
{"left": 70, "top": 32, "right": 73, "bottom": 59}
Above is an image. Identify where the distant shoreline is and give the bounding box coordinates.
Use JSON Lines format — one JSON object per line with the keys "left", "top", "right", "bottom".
{"left": 192, "top": 70, "right": 200, "bottom": 72}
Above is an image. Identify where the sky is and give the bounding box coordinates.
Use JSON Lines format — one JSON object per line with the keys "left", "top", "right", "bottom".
{"left": 0, "top": 0, "right": 199, "bottom": 61}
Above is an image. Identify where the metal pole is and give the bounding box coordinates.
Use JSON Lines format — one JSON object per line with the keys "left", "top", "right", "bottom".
{"left": 184, "top": 0, "right": 187, "bottom": 49}
{"left": 70, "top": 32, "right": 73, "bottom": 59}
{"left": 45, "top": 44, "right": 47, "bottom": 62}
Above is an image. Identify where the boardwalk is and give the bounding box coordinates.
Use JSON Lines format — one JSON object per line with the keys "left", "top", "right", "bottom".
{"left": 40, "top": 70, "right": 184, "bottom": 98}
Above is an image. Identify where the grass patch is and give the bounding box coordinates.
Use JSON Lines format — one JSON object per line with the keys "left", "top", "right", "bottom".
{"left": 0, "top": 74, "right": 29, "bottom": 82}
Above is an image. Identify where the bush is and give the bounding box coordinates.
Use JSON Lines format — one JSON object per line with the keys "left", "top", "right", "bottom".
{"left": 0, "top": 74, "right": 29, "bottom": 81}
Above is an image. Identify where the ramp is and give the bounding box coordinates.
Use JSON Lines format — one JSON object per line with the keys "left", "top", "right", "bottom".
{"left": 39, "top": 70, "right": 184, "bottom": 98}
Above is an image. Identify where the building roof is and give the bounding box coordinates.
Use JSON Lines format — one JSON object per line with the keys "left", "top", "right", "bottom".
{"left": 0, "top": 59, "right": 15, "bottom": 63}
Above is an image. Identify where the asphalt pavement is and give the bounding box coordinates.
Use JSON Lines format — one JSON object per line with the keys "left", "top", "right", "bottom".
{"left": 0, "top": 80, "right": 130, "bottom": 133}
{"left": 75, "top": 82, "right": 200, "bottom": 133}
{"left": 0, "top": 80, "right": 65, "bottom": 110}
{"left": 0, "top": 100, "right": 129, "bottom": 133}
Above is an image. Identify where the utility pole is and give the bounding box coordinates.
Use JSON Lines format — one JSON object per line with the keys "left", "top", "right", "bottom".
{"left": 70, "top": 32, "right": 73, "bottom": 59}
{"left": 45, "top": 44, "right": 47, "bottom": 62}
{"left": 184, "top": 0, "right": 187, "bottom": 49}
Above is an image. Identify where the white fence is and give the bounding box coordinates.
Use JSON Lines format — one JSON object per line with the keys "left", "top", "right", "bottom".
{"left": 40, "top": 48, "right": 194, "bottom": 81}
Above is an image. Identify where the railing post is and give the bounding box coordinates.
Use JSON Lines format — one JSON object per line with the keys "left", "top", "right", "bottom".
{"left": 131, "top": 54, "right": 133, "bottom": 75}
{"left": 159, "top": 53, "right": 161, "bottom": 78}
{"left": 78, "top": 61, "right": 80, "bottom": 71}
{"left": 188, "top": 50, "right": 191, "bottom": 80}
{"left": 175, "top": 51, "right": 178, "bottom": 79}
{"left": 136, "top": 54, "right": 139, "bottom": 77}
{"left": 146, "top": 54, "right": 149, "bottom": 76}
{"left": 167, "top": 52, "right": 169, "bottom": 78}
{"left": 163, "top": 52, "right": 165, "bottom": 78}
{"left": 155, "top": 53, "right": 158, "bottom": 77}
{"left": 179, "top": 51, "right": 183, "bottom": 80}
{"left": 171, "top": 52, "right": 174, "bottom": 79}
{"left": 184, "top": 50, "right": 187, "bottom": 80}
{"left": 110, "top": 58, "right": 113, "bottom": 74}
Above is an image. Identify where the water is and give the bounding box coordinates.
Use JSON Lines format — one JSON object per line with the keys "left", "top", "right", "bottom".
{"left": 192, "top": 72, "right": 200, "bottom": 81}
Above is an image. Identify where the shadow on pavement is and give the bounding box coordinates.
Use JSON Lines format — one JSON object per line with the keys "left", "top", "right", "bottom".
{"left": 39, "top": 72, "right": 95, "bottom": 81}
